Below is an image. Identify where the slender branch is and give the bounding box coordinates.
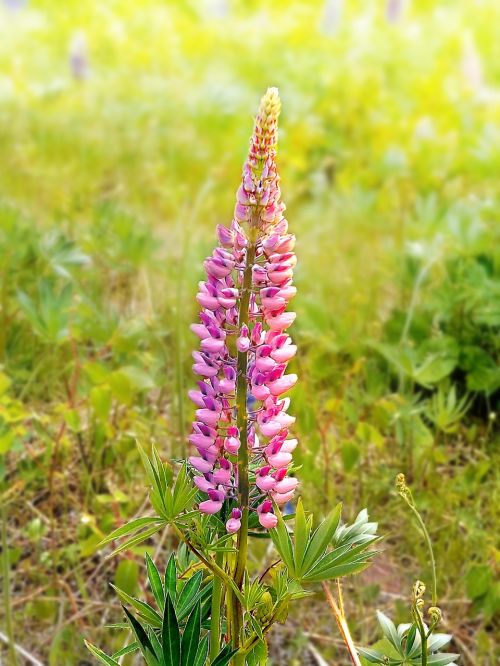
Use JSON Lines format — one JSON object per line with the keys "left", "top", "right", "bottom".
{"left": 397, "top": 476, "right": 437, "bottom": 606}
{"left": 322, "top": 582, "right": 362, "bottom": 666}
{"left": 171, "top": 524, "right": 243, "bottom": 603}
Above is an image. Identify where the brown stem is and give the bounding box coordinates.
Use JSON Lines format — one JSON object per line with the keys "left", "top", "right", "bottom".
{"left": 322, "top": 582, "right": 362, "bottom": 666}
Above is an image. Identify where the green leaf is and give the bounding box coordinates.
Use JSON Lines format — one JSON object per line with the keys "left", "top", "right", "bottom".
{"left": 211, "top": 644, "right": 239, "bottom": 666}
{"left": 357, "top": 646, "right": 386, "bottom": 663}
{"left": 181, "top": 602, "right": 201, "bottom": 666}
{"left": 303, "top": 540, "right": 378, "bottom": 581}
{"left": 293, "top": 498, "right": 310, "bottom": 576}
{"left": 427, "top": 633, "right": 452, "bottom": 653}
{"left": 193, "top": 635, "right": 209, "bottom": 666}
{"left": 111, "top": 642, "right": 139, "bottom": 659}
{"left": 99, "top": 517, "right": 165, "bottom": 547}
{"left": 426, "top": 654, "right": 460, "bottom": 665}
{"left": 269, "top": 508, "right": 295, "bottom": 575}
{"left": 246, "top": 639, "right": 268, "bottom": 666}
{"left": 165, "top": 553, "right": 177, "bottom": 602}
{"left": 302, "top": 503, "right": 342, "bottom": 574}
{"left": 146, "top": 553, "right": 165, "bottom": 611}
{"left": 107, "top": 525, "right": 163, "bottom": 558}
{"left": 376, "top": 611, "right": 401, "bottom": 652}
{"left": 177, "top": 571, "right": 203, "bottom": 618}
{"left": 84, "top": 641, "right": 121, "bottom": 665}
{"left": 148, "top": 627, "right": 163, "bottom": 661}
{"left": 413, "top": 353, "right": 457, "bottom": 386}
{"left": 122, "top": 607, "right": 160, "bottom": 666}
{"left": 111, "top": 585, "right": 163, "bottom": 628}
{"left": 162, "top": 593, "right": 181, "bottom": 666}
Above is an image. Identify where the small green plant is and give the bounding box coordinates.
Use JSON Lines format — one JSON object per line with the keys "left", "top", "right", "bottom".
{"left": 358, "top": 586, "right": 459, "bottom": 665}
{"left": 357, "top": 476, "right": 460, "bottom": 666}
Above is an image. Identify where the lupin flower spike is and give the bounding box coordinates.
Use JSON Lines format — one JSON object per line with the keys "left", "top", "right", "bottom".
{"left": 188, "top": 88, "right": 298, "bottom": 532}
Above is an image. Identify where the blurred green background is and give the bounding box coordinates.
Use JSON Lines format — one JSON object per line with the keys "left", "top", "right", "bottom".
{"left": 0, "top": 0, "right": 498, "bottom": 664}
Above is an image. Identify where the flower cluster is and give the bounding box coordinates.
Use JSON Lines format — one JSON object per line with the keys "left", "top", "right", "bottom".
{"left": 188, "top": 88, "right": 298, "bottom": 531}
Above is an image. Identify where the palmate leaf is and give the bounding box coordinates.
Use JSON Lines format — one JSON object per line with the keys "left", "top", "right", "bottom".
{"left": 137, "top": 444, "right": 197, "bottom": 523}
{"left": 270, "top": 504, "right": 378, "bottom": 584}
{"left": 359, "top": 616, "right": 460, "bottom": 666}
{"left": 301, "top": 503, "right": 342, "bottom": 574}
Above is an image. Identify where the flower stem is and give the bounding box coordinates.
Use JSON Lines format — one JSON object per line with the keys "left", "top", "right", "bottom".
{"left": 231, "top": 231, "right": 257, "bottom": 653}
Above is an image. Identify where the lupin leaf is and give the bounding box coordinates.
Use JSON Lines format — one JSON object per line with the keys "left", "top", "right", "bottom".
{"left": 211, "top": 644, "right": 239, "bottom": 666}
{"left": 161, "top": 593, "right": 181, "bottom": 666}
{"left": 301, "top": 503, "right": 342, "bottom": 574}
{"left": 84, "top": 641, "right": 121, "bottom": 665}
{"left": 376, "top": 611, "right": 402, "bottom": 651}
{"left": 177, "top": 570, "right": 203, "bottom": 618}
{"left": 145, "top": 552, "right": 165, "bottom": 611}
{"left": 165, "top": 553, "right": 177, "bottom": 602}
{"left": 193, "top": 634, "right": 209, "bottom": 666}
{"left": 122, "top": 606, "right": 160, "bottom": 666}
{"left": 110, "top": 584, "right": 163, "bottom": 628}
{"left": 293, "top": 498, "right": 310, "bottom": 575}
{"left": 269, "top": 508, "right": 295, "bottom": 574}
{"left": 181, "top": 602, "right": 201, "bottom": 666}
{"left": 98, "top": 517, "right": 165, "bottom": 548}
{"left": 111, "top": 641, "right": 139, "bottom": 659}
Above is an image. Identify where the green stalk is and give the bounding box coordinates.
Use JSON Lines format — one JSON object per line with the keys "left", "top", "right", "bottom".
{"left": 2, "top": 504, "right": 19, "bottom": 666}
{"left": 412, "top": 605, "right": 428, "bottom": 666}
{"left": 210, "top": 551, "right": 224, "bottom": 660}
{"left": 231, "top": 232, "right": 257, "bottom": 653}
{"left": 397, "top": 476, "right": 437, "bottom": 606}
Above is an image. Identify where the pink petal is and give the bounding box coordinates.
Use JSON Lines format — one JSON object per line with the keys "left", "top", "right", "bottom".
{"left": 199, "top": 500, "right": 223, "bottom": 514}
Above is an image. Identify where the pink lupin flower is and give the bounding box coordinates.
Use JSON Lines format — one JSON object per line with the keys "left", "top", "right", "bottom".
{"left": 226, "top": 508, "right": 242, "bottom": 533}
{"left": 188, "top": 88, "right": 299, "bottom": 526}
{"left": 257, "top": 500, "right": 278, "bottom": 529}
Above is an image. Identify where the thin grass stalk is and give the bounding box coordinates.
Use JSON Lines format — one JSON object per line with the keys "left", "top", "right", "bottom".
{"left": 2, "top": 504, "right": 19, "bottom": 666}
{"left": 322, "top": 582, "right": 362, "bottom": 666}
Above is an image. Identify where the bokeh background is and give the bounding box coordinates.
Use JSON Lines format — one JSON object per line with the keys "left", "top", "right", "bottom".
{"left": 0, "top": 0, "right": 498, "bottom": 664}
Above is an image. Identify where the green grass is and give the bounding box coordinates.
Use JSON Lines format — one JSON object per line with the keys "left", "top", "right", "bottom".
{"left": 0, "top": 1, "right": 498, "bottom": 664}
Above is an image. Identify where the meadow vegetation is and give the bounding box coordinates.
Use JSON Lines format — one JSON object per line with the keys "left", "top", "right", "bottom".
{"left": 0, "top": 1, "right": 498, "bottom": 664}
